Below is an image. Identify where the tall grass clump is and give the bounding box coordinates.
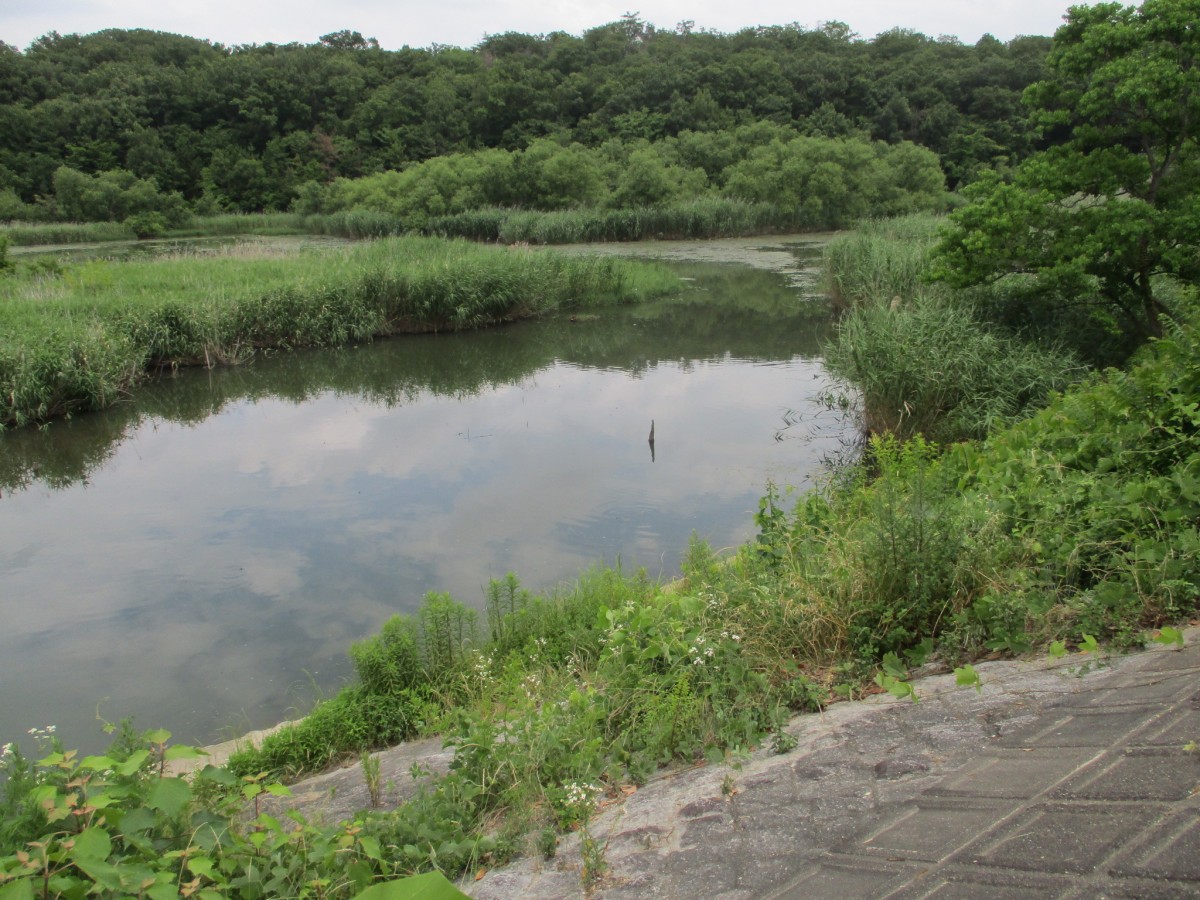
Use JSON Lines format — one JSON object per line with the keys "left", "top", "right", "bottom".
{"left": 303, "top": 209, "right": 406, "bottom": 238}
{"left": 425, "top": 199, "right": 804, "bottom": 245}
{"left": 822, "top": 214, "right": 944, "bottom": 312}
{"left": 0, "top": 236, "right": 679, "bottom": 428}
{"left": 0, "top": 221, "right": 136, "bottom": 246}
{"left": 166, "top": 212, "right": 310, "bottom": 237}
{"left": 824, "top": 294, "right": 1083, "bottom": 443}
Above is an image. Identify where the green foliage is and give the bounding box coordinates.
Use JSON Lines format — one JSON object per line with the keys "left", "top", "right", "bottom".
{"left": 1, "top": 24, "right": 1049, "bottom": 214}
{"left": 0, "top": 727, "right": 414, "bottom": 899}
{"left": 723, "top": 136, "right": 946, "bottom": 228}
{"left": 0, "top": 221, "right": 136, "bottom": 246}
{"left": 821, "top": 215, "right": 944, "bottom": 311}
{"left": 825, "top": 294, "right": 1082, "bottom": 442}
{"left": 51, "top": 166, "right": 190, "bottom": 231}
{"left": 934, "top": 0, "right": 1200, "bottom": 344}
{"left": 0, "top": 236, "right": 680, "bottom": 428}
{"left": 321, "top": 132, "right": 946, "bottom": 237}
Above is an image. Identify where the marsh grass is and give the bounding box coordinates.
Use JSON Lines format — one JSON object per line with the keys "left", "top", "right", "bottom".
{"left": 424, "top": 198, "right": 807, "bottom": 244}
{"left": 0, "top": 236, "right": 679, "bottom": 427}
{"left": 825, "top": 294, "right": 1084, "bottom": 443}
{"left": 166, "top": 212, "right": 310, "bottom": 237}
{"left": 0, "top": 220, "right": 137, "bottom": 245}
{"left": 822, "top": 214, "right": 944, "bottom": 312}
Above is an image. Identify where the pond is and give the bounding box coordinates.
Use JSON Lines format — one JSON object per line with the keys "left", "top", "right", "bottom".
{"left": 0, "top": 236, "right": 851, "bottom": 753}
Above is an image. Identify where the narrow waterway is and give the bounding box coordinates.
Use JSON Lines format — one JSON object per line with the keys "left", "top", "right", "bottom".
{"left": 0, "top": 236, "right": 851, "bottom": 752}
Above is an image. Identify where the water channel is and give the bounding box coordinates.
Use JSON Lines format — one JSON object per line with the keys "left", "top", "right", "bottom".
{"left": 0, "top": 235, "right": 851, "bottom": 753}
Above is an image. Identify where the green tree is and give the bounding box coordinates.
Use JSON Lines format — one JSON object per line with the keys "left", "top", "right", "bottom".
{"left": 935, "top": 0, "right": 1200, "bottom": 341}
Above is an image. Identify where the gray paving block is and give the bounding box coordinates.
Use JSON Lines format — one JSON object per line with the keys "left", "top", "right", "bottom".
{"left": 996, "top": 709, "right": 1153, "bottom": 748}
{"left": 1052, "top": 748, "right": 1200, "bottom": 801}
{"left": 770, "top": 858, "right": 916, "bottom": 898}
{"left": 858, "top": 800, "right": 1013, "bottom": 862}
{"left": 1064, "top": 674, "right": 1196, "bottom": 708}
{"left": 898, "top": 872, "right": 1070, "bottom": 899}
{"left": 1141, "top": 707, "right": 1200, "bottom": 748}
{"left": 1109, "top": 809, "right": 1200, "bottom": 882}
{"left": 925, "top": 750, "right": 1090, "bottom": 800}
{"left": 954, "top": 802, "right": 1158, "bottom": 875}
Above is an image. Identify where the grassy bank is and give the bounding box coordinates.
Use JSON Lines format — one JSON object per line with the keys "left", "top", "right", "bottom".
{"left": 820, "top": 215, "right": 1084, "bottom": 443}
{"left": 0, "top": 236, "right": 680, "bottom": 428}
{"left": 3, "top": 236, "right": 1197, "bottom": 896}
{"left": 218, "top": 305, "right": 1198, "bottom": 858}
{"left": 0, "top": 220, "right": 138, "bottom": 246}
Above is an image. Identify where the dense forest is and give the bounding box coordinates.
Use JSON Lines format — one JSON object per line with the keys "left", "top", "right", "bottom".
{"left": 0, "top": 17, "right": 1051, "bottom": 219}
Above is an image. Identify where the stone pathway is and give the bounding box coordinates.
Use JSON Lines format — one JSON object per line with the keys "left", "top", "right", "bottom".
{"left": 467, "top": 627, "right": 1200, "bottom": 899}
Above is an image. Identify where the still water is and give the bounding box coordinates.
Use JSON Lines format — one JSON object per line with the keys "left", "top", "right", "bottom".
{"left": 0, "top": 238, "right": 849, "bottom": 752}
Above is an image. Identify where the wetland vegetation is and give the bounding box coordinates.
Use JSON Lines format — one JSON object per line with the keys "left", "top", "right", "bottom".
{"left": 2, "top": 0, "right": 1200, "bottom": 895}
{"left": 0, "top": 236, "right": 679, "bottom": 427}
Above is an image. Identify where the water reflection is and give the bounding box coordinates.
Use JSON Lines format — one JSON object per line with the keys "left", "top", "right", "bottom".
{"left": 0, "top": 255, "right": 846, "bottom": 752}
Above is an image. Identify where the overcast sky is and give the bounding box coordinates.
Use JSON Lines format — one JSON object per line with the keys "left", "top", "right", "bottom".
{"left": 3, "top": 1, "right": 1072, "bottom": 52}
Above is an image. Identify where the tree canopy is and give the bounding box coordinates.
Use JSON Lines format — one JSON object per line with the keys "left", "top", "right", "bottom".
{"left": 935, "top": 0, "right": 1200, "bottom": 341}
{"left": 0, "top": 21, "right": 1052, "bottom": 215}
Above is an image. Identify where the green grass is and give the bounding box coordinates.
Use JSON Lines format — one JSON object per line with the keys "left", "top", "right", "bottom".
{"left": 821, "top": 214, "right": 944, "bottom": 312}
{"left": 165, "top": 212, "right": 311, "bottom": 237}
{"left": 0, "top": 236, "right": 680, "bottom": 427}
{"left": 824, "top": 294, "right": 1084, "bottom": 443}
{"left": 424, "top": 198, "right": 812, "bottom": 244}
{"left": 0, "top": 220, "right": 137, "bottom": 245}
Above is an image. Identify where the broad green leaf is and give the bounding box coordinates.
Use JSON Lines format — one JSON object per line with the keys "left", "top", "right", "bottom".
{"left": 0, "top": 878, "right": 35, "bottom": 900}
{"left": 114, "top": 749, "right": 151, "bottom": 776}
{"left": 954, "top": 665, "right": 983, "bottom": 693}
{"left": 71, "top": 825, "right": 113, "bottom": 861}
{"left": 145, "top": 729, "right": 172, "bottom": 745}
{"left": 164, "top": 744, "right": 206, "bottom": 762}
{"left": 148, "top": 776, "right": 192, "bottom": 817}
{"left": 1151, "top": 626, "right": 1185, "bottom": 648}
{"left": 353, "top": 871, "right": 471, "bottom": 900}
{"left": 188, "top": 856, "right": 217, "bottom": 879}
{"left": 358, "top": 835, "right": 383, "bottom": 861}
{"left": 71, "top": 854, "right": 123, "bottom": 891}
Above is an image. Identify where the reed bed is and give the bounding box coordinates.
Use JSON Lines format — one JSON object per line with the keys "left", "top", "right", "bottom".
{"left": 166, "top": 212, "right": 311, "bottom": 237}
{"left": 423, "top": 198, "right": 809, "bottom": 244}
{"left": 0, "top": 221, "right": 137, "bottom": 246}
{"left": 0, "top": 236, "right": 679, "bottom": 427}
{"left": 821, "top": 214, "right": 945, "bottom": 311}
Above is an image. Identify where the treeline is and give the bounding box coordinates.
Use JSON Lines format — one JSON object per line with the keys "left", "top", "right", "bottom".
{"left": 302, "top": 126, "right": 946, "bottom": 235}
{"left": 0, "top": 19, "right": 1050, "bottom": 217}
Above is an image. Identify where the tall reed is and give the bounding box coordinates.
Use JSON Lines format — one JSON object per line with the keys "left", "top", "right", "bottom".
{"left": 0, "top": 236, "right": 680, "bottom": 427}
{"left": 822, "top": 214, "right": 944, "bottom": 312}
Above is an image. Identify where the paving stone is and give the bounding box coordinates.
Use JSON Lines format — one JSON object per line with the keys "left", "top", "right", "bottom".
{"left": 995, "top": 709, "right": 1151, "bottom": 748}
{"left": 1065, "top": 673, "right": 1196, "bottom": 708}
{"left": 457, "top": 624, "right": 1200, "bottom": 897}
{"left": 1053, "top": 748, "right": 1200, "bottom": 801}
{"left": 858, "top": 799, "right": 1013, "bottom": 862}
{"left": 1109, "top": 809, "right": 1200, "bottom": 882}
{"left": 954, "top": 802, "right": 1159, "bottom": 875}
{"left": 926, "top": 749, "right": 1090, "bottom": 799}
{"left": 768, "top": 859, "right": 916, "bottom": 898}
{"left": 894, "top": 871, "right": 1070, "bottom": 899}
{"left": 1141, "top": 707, "right": 1200, "bottom": 747}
